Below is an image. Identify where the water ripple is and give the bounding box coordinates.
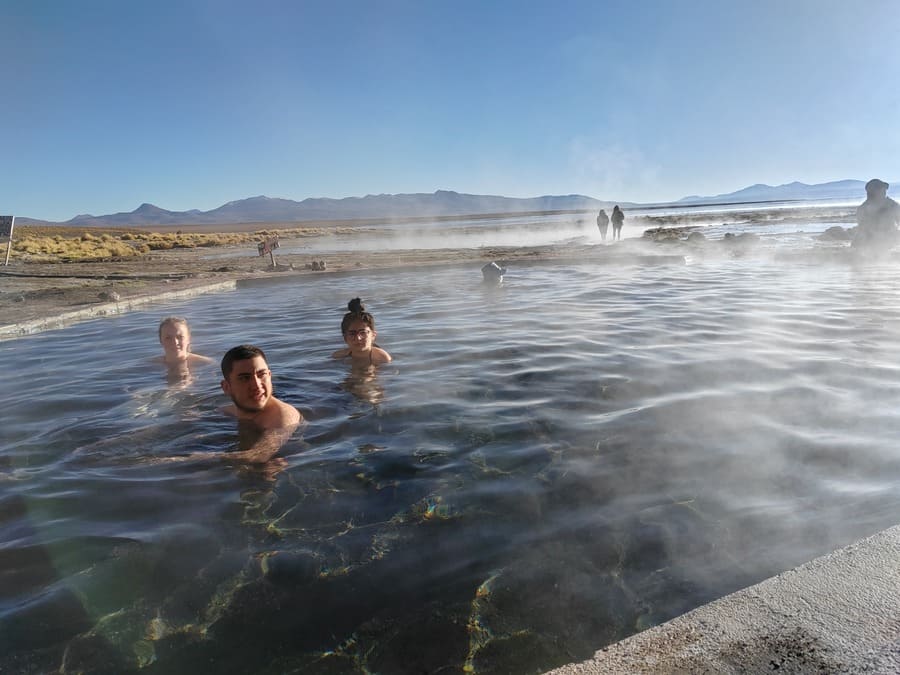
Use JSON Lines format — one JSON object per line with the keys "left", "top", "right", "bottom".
{"left": 4, "top": 258, "right": 900, "bottom": 672}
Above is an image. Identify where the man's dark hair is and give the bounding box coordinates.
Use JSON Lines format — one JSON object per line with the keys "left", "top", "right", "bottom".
{"left": 221, "top": 344, "right": 268, "bottom": 378}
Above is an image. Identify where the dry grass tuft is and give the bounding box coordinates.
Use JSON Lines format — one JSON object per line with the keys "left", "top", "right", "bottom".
{"left": 9, "top": 225, "right": 355, "bottom": 262}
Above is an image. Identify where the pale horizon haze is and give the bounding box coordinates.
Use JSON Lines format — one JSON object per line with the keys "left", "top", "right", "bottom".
{"left": 2, "top": 0, "right": 899, "bottom": 222}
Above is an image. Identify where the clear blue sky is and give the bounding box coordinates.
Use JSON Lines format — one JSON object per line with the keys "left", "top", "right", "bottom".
{"left": 3, "top": 0, "right": 898, "bottom": 221}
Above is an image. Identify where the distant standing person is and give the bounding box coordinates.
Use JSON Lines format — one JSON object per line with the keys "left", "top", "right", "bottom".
{"left": 611, "top": 205, "right": 625, "bottom": 240}
{"left": 596, "top": 209, "right": 610, "bottom": 241}
{"left": 853, "top": 178, "right": 900, "bottom": 250}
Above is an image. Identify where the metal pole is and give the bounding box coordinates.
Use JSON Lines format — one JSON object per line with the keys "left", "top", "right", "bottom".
{"left": 2, "top": 216, "right": 13, "bottom": 266}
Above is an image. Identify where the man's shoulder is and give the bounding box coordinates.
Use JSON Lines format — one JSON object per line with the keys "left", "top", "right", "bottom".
{"left": 270, "top": 397, "right": 302, "bottom": 426}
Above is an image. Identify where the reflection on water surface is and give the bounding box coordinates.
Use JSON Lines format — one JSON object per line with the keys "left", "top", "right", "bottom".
{"left": 3, "top": 254, "right": 900, "bottom": 673}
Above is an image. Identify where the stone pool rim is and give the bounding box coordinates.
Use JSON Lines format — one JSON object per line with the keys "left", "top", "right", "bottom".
{"left": 6, "top": 256, "right": 894, "bottom": 673}
{"left": 545, "top": 522, "right": 900, "bottom": 673}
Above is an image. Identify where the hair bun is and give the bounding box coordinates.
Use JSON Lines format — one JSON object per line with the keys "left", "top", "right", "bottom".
{"left": 348, "top": 297, "right": 365, "bottom": 313}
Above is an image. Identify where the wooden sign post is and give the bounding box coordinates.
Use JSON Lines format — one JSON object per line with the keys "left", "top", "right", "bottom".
{"left": 257, "top": 234, "right": 280, "bottom": 267}
{"left": 1, "top": 216, "right": 14, "bottom": 266}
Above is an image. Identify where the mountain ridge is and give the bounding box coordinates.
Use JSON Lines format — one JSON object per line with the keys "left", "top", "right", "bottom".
{"left": 13, "top": 179, "right": 886, "bottom": 227}
{"left": 676, "top": 179, "right": 871, "bottom": 204}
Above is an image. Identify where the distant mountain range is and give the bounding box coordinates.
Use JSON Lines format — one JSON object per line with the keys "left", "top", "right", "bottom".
{"left": 17, "top": 191, "right": 616, "bottom": 227}
{"left": 16, "top": 180, "right": 883, "bottom": 227}
{"left": 676, "top": 179, "right": 877, "bottom": 205}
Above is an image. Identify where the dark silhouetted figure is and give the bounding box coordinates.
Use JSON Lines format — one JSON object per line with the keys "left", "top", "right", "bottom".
{"left": 853, "top": 178, "right": 900, "bottom": 251}
{"left": 596, "top": 209, "right": 610, "bottom": 241}
{"left": 611, "top": 205, "right": 625, "bottom": 240}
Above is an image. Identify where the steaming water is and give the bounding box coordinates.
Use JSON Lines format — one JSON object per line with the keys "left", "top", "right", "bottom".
{"left": 209, "top": 200, "right": 854, "bottom": 256}
{"left": 4, "top": 251, "right": 900, "bottom": 673}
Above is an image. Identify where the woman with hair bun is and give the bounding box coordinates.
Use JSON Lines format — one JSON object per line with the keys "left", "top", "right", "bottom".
{"left": 331, "top": 298, "right": 392, "bottom": 365}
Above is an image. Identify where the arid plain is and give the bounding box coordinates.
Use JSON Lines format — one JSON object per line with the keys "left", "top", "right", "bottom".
{"left": 0, "top": 203, "right": 858, "bottom": 334}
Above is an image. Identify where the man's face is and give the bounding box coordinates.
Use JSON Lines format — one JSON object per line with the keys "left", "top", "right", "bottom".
{"left": 160, "top": 322, "right": 190, "bottom": 361}
{"left": 221, "top": 356, "right": 272, "bottom": 413}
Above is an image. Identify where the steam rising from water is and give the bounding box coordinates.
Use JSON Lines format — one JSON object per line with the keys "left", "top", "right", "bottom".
{"left": 4, "top": 238, "right": 900, "bottom": 673}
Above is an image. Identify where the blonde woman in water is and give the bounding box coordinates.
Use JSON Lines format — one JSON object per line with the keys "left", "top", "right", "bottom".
{"left": 332, "top": 298, "right": 392, "bottom": 365}
{"left": 155, "top": 316, "right": 214, "bottom": 385}
{"left": 157, "top": 316, "right": 215, "bottom": 367}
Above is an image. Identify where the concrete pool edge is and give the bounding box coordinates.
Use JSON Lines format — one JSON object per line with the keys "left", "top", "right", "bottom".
{"left": 0, "top": 280, "right": 237, "bottom": 339}
{"left": 546, "top": 523, "right": 900, "bottom": 673}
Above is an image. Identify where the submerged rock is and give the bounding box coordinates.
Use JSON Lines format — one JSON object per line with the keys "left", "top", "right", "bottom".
{"left": 818, "top": 225, "right": 852, "bottom": 241}
{"left": 482, "top": 261, "right": 507, "bottom": 284}
{"left": 643, "top": 227, "right": 692, "bottom": 242}
{"left": 722, "top": 232, "right": 760, "bottom": 246}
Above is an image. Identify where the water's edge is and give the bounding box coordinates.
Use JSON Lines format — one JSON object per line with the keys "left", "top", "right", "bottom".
{"left": 0, "top": 281, "right": 237, "bottom": 339}
{"left": 546, "top": 522, "right": 900, "bottom": 673}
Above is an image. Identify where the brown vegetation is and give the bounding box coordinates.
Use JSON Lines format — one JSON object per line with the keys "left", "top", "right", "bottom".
{"left": 12, "top": 225, "right": 361, "bottom": 262}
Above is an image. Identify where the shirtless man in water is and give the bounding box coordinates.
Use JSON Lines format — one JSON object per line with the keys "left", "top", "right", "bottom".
{"left": 220, "top": 344, "right": 302, "bottom": 464}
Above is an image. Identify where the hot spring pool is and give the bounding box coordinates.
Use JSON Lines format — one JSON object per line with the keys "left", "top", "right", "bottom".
{"left": 3, "top": 256, "right": 900, "bottom": 673}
